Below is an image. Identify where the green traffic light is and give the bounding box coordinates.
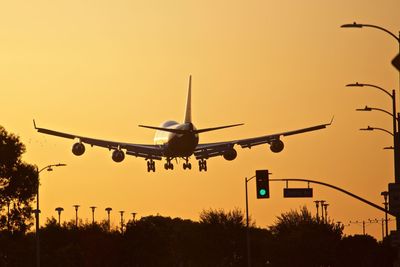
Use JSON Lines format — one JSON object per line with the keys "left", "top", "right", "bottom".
{"left": 259, "top": 189, "right": 267, "bottom": 196}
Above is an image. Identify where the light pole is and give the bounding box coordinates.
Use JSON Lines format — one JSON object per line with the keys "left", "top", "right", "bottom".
{"left": 323, "top": 203, "right": 329, "bottom": 223}
{"left": 90, "top": 206, "right": 96, "bottom": 224}
{"left": 314, "top": 200, "right": 320, "bottom": 221}
{"left": 73, "top": 205, "right": 80, "bottom": 228}
{"left": 55, "top": 207, "right": 64, "bottom": 225}
{"left": 244, "top": 175, "right": 256, "bottom": 267}
{"left": 131, "top": 212, "right": 137, "bottom": 222}
{"left": 382, "top": 191, "right": 389, "bottom": 238}
{"left": 320, "top": 200, "right": 326, "bottom": 222}
{"left": 105, "top": 207, "right": 112, "bottom": 231}
{"left": 35, "top": 163, "right": 66, "bottom": 267}
{"left": 119, "top": 211, "right": 125, "bottom": 234}
{"left": 342, "top": 22, "right": 400, "bottom": 235}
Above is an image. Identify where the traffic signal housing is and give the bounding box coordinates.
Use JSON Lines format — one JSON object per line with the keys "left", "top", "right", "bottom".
{"left": 256, "top": 170, "right": 270, "bottom": 198}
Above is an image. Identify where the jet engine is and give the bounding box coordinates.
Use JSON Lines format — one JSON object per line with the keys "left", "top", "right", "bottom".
{"left": 72, "top": 142, "right": 85, "bottom": 156}
{"left": 270, "top": 139, "right": 284, "bottom": 153}
{"left": 223, "top": 149, "right": 237, "bottom": 161}
{"left": 112, "top": 150, "right": 125, "bottom": 163}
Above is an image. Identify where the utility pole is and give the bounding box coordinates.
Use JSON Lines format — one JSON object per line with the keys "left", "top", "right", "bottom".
{"left": 381, "top": 191, "right": 389, "bottom": 238}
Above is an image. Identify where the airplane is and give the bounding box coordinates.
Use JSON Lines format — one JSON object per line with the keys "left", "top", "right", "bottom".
{"left": 34, "top": 76, "right": 332, "bottom": 172}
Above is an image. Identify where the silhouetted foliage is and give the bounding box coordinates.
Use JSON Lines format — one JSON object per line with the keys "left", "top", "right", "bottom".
{"left": 268, "top": 206, "right": 343, "bottom": 267}
{"left": 0, "top": 126, "right": 38, "bottom": 233}
{"left": 0, "top": 207, "right": 395, "bottom": 266}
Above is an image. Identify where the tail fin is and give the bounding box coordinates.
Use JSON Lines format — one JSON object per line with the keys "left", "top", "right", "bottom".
{"left": 184, "top": 75, "right": 192, "bottom": 123}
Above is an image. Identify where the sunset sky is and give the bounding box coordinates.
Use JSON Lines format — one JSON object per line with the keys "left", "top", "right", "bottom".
{"left": 1, "top": 0, "right": 400, "bottom": 239}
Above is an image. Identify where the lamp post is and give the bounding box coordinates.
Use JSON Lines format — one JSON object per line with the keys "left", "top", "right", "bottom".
{"left": 244, "top": 175, "right": 256, "bottom": 267}
{"left": 90, "top": 206, "right": 96, "bottom": 224}
{"left": 119, "top": 211, "right": 125, "bottom": 234}
{"left": 382, "top": 191, "right": 389, "bottom": 238}
{"left": 131, "top": 212, "right": 137, "bottom": 222}
{"left": 322, "top": 203, "right": 329, "bottom": 223}
{"left": 73, "top": 205, "right": 80, "bottom": 228}
{"left": 55, "top": 207, "right": 64, "bottom": 225}
{"left": 35, "top": 163, "right": 66, "bottom": 267}
{"left": 105, "top": 207, "right": 112, "bottom": 231}
{"left": 314, "top": 200, "right": 320, "bottom": 222}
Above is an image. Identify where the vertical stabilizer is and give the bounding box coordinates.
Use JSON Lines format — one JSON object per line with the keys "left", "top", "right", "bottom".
{"left": 184, "top": 75, "right": 192, "bottom": 123}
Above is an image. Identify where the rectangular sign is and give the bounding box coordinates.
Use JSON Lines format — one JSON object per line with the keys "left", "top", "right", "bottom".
{"left": 389, "top": 183, "right": 400, "bottom": 215}
{"left": 283, "top": 188, "right": 313, "bottom": 198}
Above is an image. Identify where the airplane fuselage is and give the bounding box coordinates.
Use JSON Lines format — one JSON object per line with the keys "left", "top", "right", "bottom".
{"left": 154, "top": 120, "right": 199, "bottom": 158}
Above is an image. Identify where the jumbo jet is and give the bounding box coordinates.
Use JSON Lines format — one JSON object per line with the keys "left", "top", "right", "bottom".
{"left": 34, "top": 76, "right": 332, "bottom": 172}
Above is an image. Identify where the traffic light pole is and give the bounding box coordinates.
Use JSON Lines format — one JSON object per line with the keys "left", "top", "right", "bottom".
{"left": 245, "top": 176, "right": 255, "bottom": 267}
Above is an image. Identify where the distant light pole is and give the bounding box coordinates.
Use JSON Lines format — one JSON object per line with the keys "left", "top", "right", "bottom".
{"left": 90, "top": 206, "right": 97, "bottom": 224}
{"left": 320, "top": 200, "right": 326, "bottom": 222}
{"left": 35, "top": 163, "right": 66, "bottom": 267}
{"left": 119, "top": 211, "right": 125, "bottom": 234}
{"left": 55, "top": 207, "right": 64, "bottom": 225}
{"left": 73, "top": 205, "right": 80, "bottom": 227}
{"left": 105, "top": 207, "right": 112, "bottom": 231}
{"left": 314, "top": 200, "right": 320, "bottom": 221}
{"left": 381, "top": 191, "right": 389, "bottom": 238}
{"left": 131, "top": 212, "right": 137, "bottom": 222}
{"left": 323, "top": 203, "right": 329, "bottom": 223}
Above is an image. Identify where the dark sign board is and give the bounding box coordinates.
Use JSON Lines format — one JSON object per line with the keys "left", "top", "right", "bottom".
{"left": 392, "top": 53, "right": 400, "bottom": 72}
{"left": 283, "top": 188, "right": 313, "bottom": 198}
{"left": 389, "top": 183, "right": 400, "bottom": 215}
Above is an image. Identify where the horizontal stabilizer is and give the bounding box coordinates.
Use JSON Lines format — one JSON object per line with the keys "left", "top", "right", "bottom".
{"left": 195, "top": 123, "right": 244, "bottom": 134}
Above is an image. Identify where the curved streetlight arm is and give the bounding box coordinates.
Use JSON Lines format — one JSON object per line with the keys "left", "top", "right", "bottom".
{"left": 360, "top": 126, "right": 394, "bottom": 137}
{"left": 356, "top": 106, "right": 394, "bottom": 117}
{"left": 346, "top": 83, "right": 394, "bottom": 99}
{"left": 38, "top": 163, "right": 67, "bottom": 174}
{"left": 341, "top": 22, "right": 399, "bottom": 42}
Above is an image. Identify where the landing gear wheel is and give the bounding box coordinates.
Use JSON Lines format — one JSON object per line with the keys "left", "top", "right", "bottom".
{"left": 147, "top": 160, "right": 155, "bottom": 172}
{"left": 198, "top": 160, "right": 207, "bottom": 172}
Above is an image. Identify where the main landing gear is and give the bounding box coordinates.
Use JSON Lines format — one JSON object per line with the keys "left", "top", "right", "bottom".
{"left": 183, "top": 158, "right": 192, "bottom": 170}
{"left": 164, "top": 159, "right": 174, "bottom": 170}
{"left": 147, "top": 160, "right": 155, "bottom": 172}
{"left": 198, "top": 159, "right": 207, "bottom": 172}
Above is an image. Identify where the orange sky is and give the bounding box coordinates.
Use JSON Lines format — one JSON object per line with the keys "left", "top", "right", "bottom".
{"left": 1, "top": 0, "right": 400, "bottom": 239}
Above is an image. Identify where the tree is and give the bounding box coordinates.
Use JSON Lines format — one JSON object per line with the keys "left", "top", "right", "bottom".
{"left": 0, "top": 126, "right": 38, "bottom": 233}
{"left": 269, "top": 206, "right": 343, "bottom": 267}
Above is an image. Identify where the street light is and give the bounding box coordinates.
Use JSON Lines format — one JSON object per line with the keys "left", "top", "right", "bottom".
{"left": 381, "top": 191, "right": 389, "bottom": 238}
{"left": 105, "top": 207, "right": 112, "bottom": 231}
{"left": 35, "top": 163, "right": 66, "bottom": 267}
{"left": 360, "top": 126, "right": 394, "bottom": 137}
{"left": 341, "top": 22, "right": 400, "bottom": 43}
{"left": 347, "top": 82, "right": 399, "bottom": 181}
{"left": 119, "top": 211, "right": 125, "bottom": 234}
{"left": 55, "top": 207, "right": 64, "bottom": 225}
{"left": 90, "top": 206, "right": 96, "bottom": 224}
{"left": 73, "top": 205, "right": 80, "bottom": 228}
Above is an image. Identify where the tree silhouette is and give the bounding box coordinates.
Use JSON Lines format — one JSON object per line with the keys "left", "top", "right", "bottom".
{"left": 269, "top": 206, "right": 343, "bottom": 267}
{"left": 0, "top": 126, "right": 38, "bottom": 233}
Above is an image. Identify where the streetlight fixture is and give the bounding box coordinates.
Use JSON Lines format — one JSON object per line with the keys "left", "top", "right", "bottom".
{"left": 131, "top": 212, "right": 137, "bottom": 222}
{"left": 360, "top": 126, "right": 394, "bottom": 137}
{"left": 105, "top": 207, "right": 112, "bottom": 231}
{"left": 35, "top": 163, "right": 66, "bottom": 267}
{"left": 119, "top": 211, "right": 125, "bottom": 234}
{"left": 73, "top": 205, "right": 80, "bottom": 228}
{"left": 55, "top": 207, "right": 64, "bottom": 225}
{"left": 90, "top": 206, "right": 96, "bottom": 224}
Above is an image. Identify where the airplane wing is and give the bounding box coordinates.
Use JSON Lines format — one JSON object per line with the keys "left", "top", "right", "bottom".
{"left": 194, "top": 120, "right": 332, "bottom": 160}
{"left": 33, "top": 121, "right": 164, "bottom": 160}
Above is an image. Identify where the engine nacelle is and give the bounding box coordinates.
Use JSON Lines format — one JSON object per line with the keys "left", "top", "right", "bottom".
{"left": 270, "top": 139, "right": 284, "bottom": 153}
{"left": 223, "top": 149, "right": 237, "bottom": 161}
{"left": 72, "top": 142, "right": 85, "bottom": 156}
{"left": 112, "top": 150, "right": 125, "bottom": 163}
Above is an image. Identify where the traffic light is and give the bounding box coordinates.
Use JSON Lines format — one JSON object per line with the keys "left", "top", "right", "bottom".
{"left": 256, "top": 170, "right": 269, "bottom": 198}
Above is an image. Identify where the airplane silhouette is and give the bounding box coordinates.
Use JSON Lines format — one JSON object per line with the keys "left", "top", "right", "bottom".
{"left": 34, "top": 76, "right": 332, "bottom": 172}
